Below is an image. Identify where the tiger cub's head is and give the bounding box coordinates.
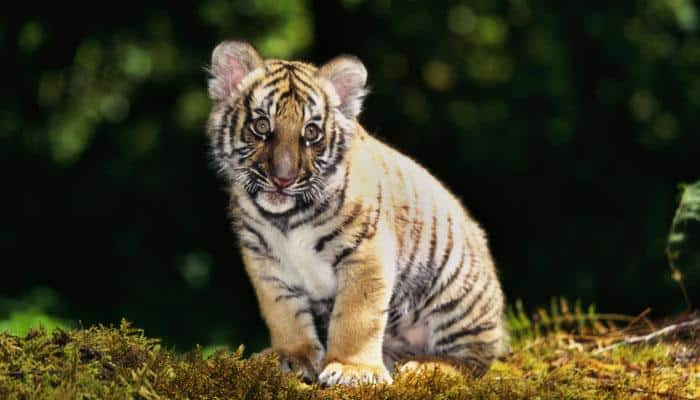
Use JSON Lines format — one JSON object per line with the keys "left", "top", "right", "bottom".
{"left": 206, "top": 40, "right": 367, "bottom": 215}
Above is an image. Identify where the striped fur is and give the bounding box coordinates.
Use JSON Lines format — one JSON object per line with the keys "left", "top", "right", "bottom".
{"left": 206, "top": 41, "right": 507, "bottom": 386}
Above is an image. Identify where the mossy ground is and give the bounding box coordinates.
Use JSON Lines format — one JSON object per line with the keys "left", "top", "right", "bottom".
{"left": 0, "top": 320, "right": 697, "bottom": 399}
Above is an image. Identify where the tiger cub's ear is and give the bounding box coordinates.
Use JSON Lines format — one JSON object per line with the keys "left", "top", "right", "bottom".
{"left": 208, "top": 40, "right": 263, "bottom": 101}
{"left": 318, "top": 55, "right": 368, "bottom": 119}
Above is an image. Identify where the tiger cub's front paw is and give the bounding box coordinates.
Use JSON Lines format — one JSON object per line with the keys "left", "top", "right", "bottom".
{"left": 319, "top": 361, "right": 393, "bottom": 386}
{"left": 255, "top": 344, "right": 324, "bottom": 383}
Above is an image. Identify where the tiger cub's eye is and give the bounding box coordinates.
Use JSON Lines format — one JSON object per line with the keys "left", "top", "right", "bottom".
{"left": 303, "top": 124, "right": 323, "bottom": 144}
{"left": 253, "top": 117, "right": 271, "bottom": 135}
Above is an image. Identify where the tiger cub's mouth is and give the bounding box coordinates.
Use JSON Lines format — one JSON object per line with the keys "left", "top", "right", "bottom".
{"left": 256, "top": 190, "right": 296, "bottom": 214}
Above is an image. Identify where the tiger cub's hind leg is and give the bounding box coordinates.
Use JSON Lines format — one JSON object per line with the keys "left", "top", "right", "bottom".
{"left": 390, "top": 299, "right": 508, "bottom": 377}
{"left": 405, "top": 339, "right": 505, "bottom": 376}
{"left": 382, "top": 345, "right": 418, "bottom": 373}
{"left": 384, "top": 341, "right": 503, "bottom": 378}
{"left": 398, "top": 356, "right": 483, "bottom": 378}
{"left": 396, "top": 323, "right": 508, "bottom": 377}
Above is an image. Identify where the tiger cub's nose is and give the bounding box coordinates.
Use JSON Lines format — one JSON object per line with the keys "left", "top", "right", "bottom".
{"left": 271, "top": 175, "right": 295, "bottom": 189}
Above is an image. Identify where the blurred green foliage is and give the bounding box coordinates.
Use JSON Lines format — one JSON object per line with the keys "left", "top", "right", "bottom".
{"left": 1, "top": 0, "right": 698, "bottom": 350}
{"left": 667, "top": 181, "right": 700, "bottom": 306}
{"left": 0, "top": 288, "right": 68, "bottom": 336}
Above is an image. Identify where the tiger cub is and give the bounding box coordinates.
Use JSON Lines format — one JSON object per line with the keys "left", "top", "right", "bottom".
{"left": 206, "top": 41, "right": 507, "bottom": 386}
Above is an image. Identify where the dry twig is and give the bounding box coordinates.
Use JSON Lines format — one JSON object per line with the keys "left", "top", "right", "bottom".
{"left": 594, "top": 317, "right": 700, "bottom": 354}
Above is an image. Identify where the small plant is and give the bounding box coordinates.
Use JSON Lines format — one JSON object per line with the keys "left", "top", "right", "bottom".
{"left": 506, "top": 297, "right": 639, "bottom": 346}
{"left": 667, "top": 180, "right": 700, "bottom": 311}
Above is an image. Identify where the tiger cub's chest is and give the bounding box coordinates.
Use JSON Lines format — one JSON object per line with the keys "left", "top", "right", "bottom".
{"left": 265, "top": 226, "right": 337, "bottom": 301}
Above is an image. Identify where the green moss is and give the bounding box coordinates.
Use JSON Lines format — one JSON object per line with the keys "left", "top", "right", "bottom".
{"left": 1, "top": 319, "right": 697, "bottom": 399}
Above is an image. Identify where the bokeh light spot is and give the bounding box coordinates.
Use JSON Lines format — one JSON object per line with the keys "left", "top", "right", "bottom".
{"left": 18, "top": 20, "right": 45, "bottom": 53}
{"left": 99, "top": 94, "right": 130, "bottom": 123}
{"left": 448, "top": 5, "right": 476, "bottom": 36}
{"left": 122, "top": 45, "right": 153, "bottom": 79}
{"left": 630, "top": 90, "right": 657, "bottom": 122}
{"left": 179, "top": 252, "right": 213, "bottom": 289}
{"left": 176, "top": 89, "right": 209, "bottom": 133}
{"left": 423, "top": 60, "right": 454, "bottom": 91}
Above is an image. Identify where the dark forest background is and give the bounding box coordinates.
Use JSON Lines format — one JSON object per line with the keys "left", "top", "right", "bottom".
{"left": 1, "top": 0, "right": 698, "bottom": 351}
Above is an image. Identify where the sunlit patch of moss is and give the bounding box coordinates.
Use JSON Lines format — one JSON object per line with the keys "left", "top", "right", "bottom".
{"left": 608, "top": 342, "right": 668, "bottom": 365}
{"left": 1, "top": 319, "right": 697, "bottom": 399}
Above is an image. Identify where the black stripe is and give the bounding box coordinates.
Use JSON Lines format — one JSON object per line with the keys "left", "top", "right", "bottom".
{"left": 242, "top": 74, "right": 269, "bottom": 114}
{"left": 390, "top": 214, "right": 425, "bottom": 309}
{"left": 331, "top": 185, "right": 382, "bottom": 268}
{"left": 322, "top": 125, "right": 347, "bottom": 179}
{"left": 240, "top": 222, "right": 270, "bottom": 253}
{"left": 315, "top": 202, "right": 362, "bottom": 252}
{"left": 265, "top": 95, "right": 273, "bottom": 115}
{"left": 437, "top": 217, "right": 454, "bottom": 270}
{"left": 306, "top": 94, "right": 317, "bottom": 106}
{"left": 226, "top": 109, "right": 242, "bottom": 156}
{"left": 331, "top": 224, "right": 367, "bottom": 267}
{"left": 411, "top": 211, "right": 440, "bottom": 323}
{"left": 398, "top": 179, "right": 423, "bottom": 264}
{"left": 290, "top": 64, "right": 314, "bottom": 78}
{"left": 244, "top": 70, "right": 290, "bottom": 122}
{"left": 323, "top": 120, "right": 338, "bottom": 163}
{"left": 435, "top": 274, "right": 494, "bottom": 332}
{"left": 468, "top": 291, "right": 500, "bottom": 328}
{"left": 260, "top": 277, "right": 306, "bottom": 302}
{"left": 421, "top": 246, "right": 467, "bottom": 317}
{"left": 318, "top": 91, "right": 339, "bottom": 176}
{"left": 239, "top": 239, "right": 277, "bottom": 261}
{"left": 234, "top": 203, "right": 265, "bottom": 226}
{"left": 395, "top": 207, "right": 409, "bottom": 266}
{"left": 466, "top": 302, "right": 499, "bottom": 334}
{"left": 263, "top": 277, "right": 306, "bottom": 301}
{"left": 312, "top": 166, "right": 350, "bottom": 228}
{"left": 395, "top": 218, "right": 424, "bottom": 287}
{"left": 288, "top": 79, "right": 315, "bottom": 102}
{"left": 429, "top": 296, "right": 463, "bottom": 316}
{"left": 283, "top": 68, "right": 317, "bottom": 102}
{"left": 464, "top": 276, "right": 498, "bottom": 325}
{"left": 427, "top": 211, "right": 438, "bottom": 266}
{"left": 440, "top": 339, "right": 500, "bottom": 355}
{"left": 215, "top": 105, "right": 235, "bottom": 157}
{"left": 266, "top": 61, "right": 286, "bottom": 70}
{"left": 260, "top": 275, "right": 306, "bottom": 294}
{"left": 287, "top": 196, "right": 333, "bottom": 231}
{"left": 265, "top": 82, "right": 285, "bottom": 100}
{"left": 274, "top": 88, "right": 293, "bottom": 109}
{"left": 262, "top": 65, "right": 289, "bottom": 79}
{"left": 289, "top": 70, "right": 317, "bottom": 93}
{"left": 435, "top": 322, "right": 497, "bottom": 347}
{"left": 239, "top": 241, "right": 265, "bottom": 256}
{"left": 388, "top": 308, "right": 402, "bottom": 325}
{"left": 425, "top": 228, "right": 461, "bottom": 300}
{"left": 261, "top": 73, "right": 289, "bottom": 91}
{"left": 274, "top": 292, "right": 304, "bottom": 302}
{"left": 368, "top": 184, "right": 383, "bottom": 239}
{"left": 214, "top": 106, "right": 231, "bottom": 156}
{"left": 261, "top": 275, "right": 297, "bottom": 292}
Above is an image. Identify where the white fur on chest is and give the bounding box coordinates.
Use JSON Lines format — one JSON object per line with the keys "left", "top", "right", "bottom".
{"left": 265, "top": 225, "right": 337, "bottom": 300}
